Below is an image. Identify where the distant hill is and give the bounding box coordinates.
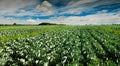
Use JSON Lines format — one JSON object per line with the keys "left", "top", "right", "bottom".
{"left": 39, "top": 22, "right": 57, "bottom": 25}
{"left": 38, "top": 22, "right": 65, "bottom": 25}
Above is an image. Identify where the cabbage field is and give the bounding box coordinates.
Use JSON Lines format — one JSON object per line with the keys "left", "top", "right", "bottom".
{"left": 0, "top": 25, "right": 120, "bottom": 66}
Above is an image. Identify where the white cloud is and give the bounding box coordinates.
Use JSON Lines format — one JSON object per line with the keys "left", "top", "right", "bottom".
{"left": 0, "top": 0, "right": 39, "bottom": 15}
{"left": 35, "top": 1, "right": 56, "bottom": 16}
{"left": 97, "top": 10, "right": 108, "bottom": 14}
{"left": 27, "top": 19, "right": 36, "bottom": 22}
{"left": 60, "top": 0, "right": 120, "bottom": 15}
{"left": 35, "top": 5, "right": 41, "bottom": 11}
{"left": 6, "top": 1, "right": 56, "bottom": 17}
{"left": 51, "top": 12, "right": 120, "bottom": 25}
{"left": 66, "top": 0, "right": 97, "bottom": 9}
{"left": 1, "top": 12, "right": 120, "bottom": 25}
{"left": 19, "top": 9, "right": 26, "bottom": 13}
{"left": 0, "top": 0, "right": 120, "bottom": 25}
{"left": 59, "top": 0, "right": 97, "bottom": 14}
{"left": 0, "top": 16, "right": 15, "bottom": 24}
{"left": 26, "top": 19, "right": 40, "bottom": 24}
{"left": 35, "top": 1, "right": 53, "bottom": 11}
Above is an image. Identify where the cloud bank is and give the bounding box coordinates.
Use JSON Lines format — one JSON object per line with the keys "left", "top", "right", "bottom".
{"left": 0, "top": 0, "right": 120, "bottom": 25}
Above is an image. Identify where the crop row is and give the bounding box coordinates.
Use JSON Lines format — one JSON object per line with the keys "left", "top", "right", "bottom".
{"left": 0, "top": 25, "right": 120, "bottom": 66}
{"left": 0, "top": 26, "right": 66, "bottom": 42}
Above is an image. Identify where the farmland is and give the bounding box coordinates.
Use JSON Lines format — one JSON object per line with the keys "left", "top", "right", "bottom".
{"left": 0, "top": 25, "right": 120, "bottom": 66}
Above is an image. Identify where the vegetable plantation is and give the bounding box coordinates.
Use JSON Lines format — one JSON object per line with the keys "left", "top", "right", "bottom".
{"left": 0, "top": 25, "right": 120, "bottom": 66}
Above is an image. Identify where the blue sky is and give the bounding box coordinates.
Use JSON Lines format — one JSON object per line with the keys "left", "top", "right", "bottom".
{"left": 0, "top": 0, "right": 120, "bottom": 24}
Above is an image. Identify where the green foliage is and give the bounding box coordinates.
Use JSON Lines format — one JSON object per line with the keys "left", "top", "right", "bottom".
{"left": 13, "top": 23, "right": 17, "bottom": 25}
{"left": 0, "top": 25, "right": 120, "bottom": 66}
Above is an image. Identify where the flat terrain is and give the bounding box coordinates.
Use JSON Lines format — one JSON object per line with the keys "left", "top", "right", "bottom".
{"left": 0, "top": 25, "right": 120, "bottom": 66}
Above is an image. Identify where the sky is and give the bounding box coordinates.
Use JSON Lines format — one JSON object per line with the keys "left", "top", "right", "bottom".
{"left": 0, "top": 0, "right": 120, "bottom": 25}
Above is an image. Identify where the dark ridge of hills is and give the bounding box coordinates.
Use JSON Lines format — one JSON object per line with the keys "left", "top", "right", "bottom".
{"left": 0, "top": 23, "right": 119, "bottom": 26}
{"left": 0, "top": 22, "right": 66, "bottom": 26}
{"left": 38, "top": 22, "right": 57, "bottom": 25}
{"left": 38, "top": 22, "right": 65, "bottom": 25}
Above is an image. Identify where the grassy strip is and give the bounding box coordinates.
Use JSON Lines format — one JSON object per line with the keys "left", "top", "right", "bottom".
{"left": 0, "top": 26, "right": 64, "bottom": 42}
{"left": 100, "top": 26, "right": 120, "bottom": 34}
